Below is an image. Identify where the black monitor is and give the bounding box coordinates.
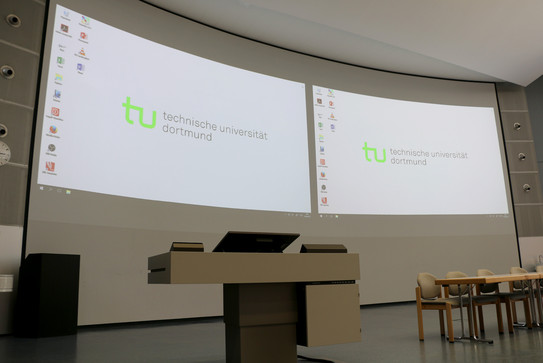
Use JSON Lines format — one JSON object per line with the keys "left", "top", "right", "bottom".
{"left": 212, "top": 231, "right": 300, "bottom": 253}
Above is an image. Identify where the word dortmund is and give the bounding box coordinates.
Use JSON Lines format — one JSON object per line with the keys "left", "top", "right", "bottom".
{"left": 363, "top": 142, "right": 386, "bottom": 163}
{"left": 122, "top": 97, "right": 156, "bottom": 129}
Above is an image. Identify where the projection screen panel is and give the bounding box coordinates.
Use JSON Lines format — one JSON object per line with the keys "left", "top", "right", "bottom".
{"left": 38, "top": 6, "right": 310, "bottom": 213}
{"left": 313, "top": 86, "right": 508, "bottom": 215}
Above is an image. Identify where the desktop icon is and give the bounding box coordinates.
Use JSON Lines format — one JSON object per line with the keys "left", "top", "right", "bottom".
{"left": 330, "top": 113, "right": 335, "bottom": 119}
{"left": 80, "top": 32, "right": 88, "bottom": 40}
{"left": 321, "top": 184, "right": 327, "bottom": 191}
{"left": 54, "top": 90, "right": 61, "bottom": 99}
{"left": 57, "top": 56, "right": 65, "bottom": 65}
{"left": 48, "top": 144, "right": 56, "bottom": 152}
{"left": 320, "top": 171, "right": 326, "bottom": 178}
{"left": 321, "top": 197, "right": 328, "bottom": 204}
{"left": 81, "top": 16, "right": 90, "bottom": 25}
{"left": 60, "top": 24, "right": 69, "bottom": 33}
{"left": 331, "top": 124, "right": 335, "bottom": 130}
{"left": 329, "top": 100, "right": 334, "bottom": 107}
{"left": 328, "top": 89, "right": 334, "bottom": 96}
{"left": 320, "top": 159, "right": 326, "bottom": 166}
{"left": 319, "top": 134, "right": 324, "bottom": 141}
{"left": 51, "top": 107, "right": 60, "bottom": 117}
{"left": 45, "top": 161, "right": 55, "bottom": 172}
{"left": 320, "top": 146, "right": 324, "bottom": 152}
{"left": 79, "top": 48, "right": 86, "bottom": 56}
{"left": 49, "top": 125, "right": 58, "bottom": 134}
{"left": 318, "top": 122, "right": 323, "bottom": 128}
{"left": 77, "top": 63, "right": 85, "bottom": 72}
{"left": 54, "top": 73, "right": 63, "bottom": 81}
{"left": 317, "top": 98, "right": 322, "bottom": 104}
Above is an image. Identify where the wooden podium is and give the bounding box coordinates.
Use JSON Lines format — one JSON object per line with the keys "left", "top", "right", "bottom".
{"left": 148, "top": 252, "right": 361, "bottom": 363}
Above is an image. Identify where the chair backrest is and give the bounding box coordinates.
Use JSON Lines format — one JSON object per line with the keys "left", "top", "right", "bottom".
{"left": 417, "top": 272, "right": 441, "bottom": 299}
{"left": 511, "top": 267, "right": 528, "bottom": 274}
{"left": 446, "top": 271, "right": 469, "bottom": 296}
{"left": 476, "top": 269, "right": 499, "bottom": 294}
{"left": 510, "top": 267, "right": 529, "bottom": 290}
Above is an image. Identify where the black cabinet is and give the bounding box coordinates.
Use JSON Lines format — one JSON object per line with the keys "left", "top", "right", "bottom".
{"left": 14, "top": 253, "right": 80, "bottom": 337}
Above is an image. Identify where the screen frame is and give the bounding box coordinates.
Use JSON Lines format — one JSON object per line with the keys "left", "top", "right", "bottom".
{"left": 22, "top": 0, "right": 520, "bottom": 326}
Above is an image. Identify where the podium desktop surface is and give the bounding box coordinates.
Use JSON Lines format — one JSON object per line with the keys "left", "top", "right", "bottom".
{"left": 148, "top": 251, "right": 360, "bottom": 284}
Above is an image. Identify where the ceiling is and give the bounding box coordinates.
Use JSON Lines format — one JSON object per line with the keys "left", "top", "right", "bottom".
{"left": 146, "top": 0, "right": 543, "bottom": 86}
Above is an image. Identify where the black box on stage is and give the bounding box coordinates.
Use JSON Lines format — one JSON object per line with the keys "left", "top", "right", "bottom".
{"left": 14, "top": 253, "right": 80, "bottom": 337}
{"left": 300, "top": 244, "right": 348, "bottom": 253}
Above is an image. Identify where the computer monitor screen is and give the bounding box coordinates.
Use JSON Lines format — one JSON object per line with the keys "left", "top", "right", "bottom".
{"left": 212, "top": 231, "right": 300, "bottom": 253}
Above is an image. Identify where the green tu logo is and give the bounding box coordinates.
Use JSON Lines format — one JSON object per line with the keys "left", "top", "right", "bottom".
{"left": 363, "top": 142, "right": 386, "bottom": 163}
{"left": 122, "top": 97, "right": 156, "bottom": 129}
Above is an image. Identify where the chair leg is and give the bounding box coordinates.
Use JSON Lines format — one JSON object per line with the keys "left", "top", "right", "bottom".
{"left": 446, "top": 304, "right": 454, "bottom": 343}
{"left": 495, "top": 301, "right": 504, "bottom": 334}
{"left": 438, "top": 310, "right": 445, "bottom": 336}
{"left": 503, "top": 297, "right": 514, "bottom": 333}
{"left": 471, "top": 304, "right": 479, "bottom": 338}
{"left": 523, "top": 298, "right": 533, "bottom": 329}
{"left": 512, "top": 300, "right": 518, "bottom": 323}
{"left": 416, "top": 302, "right": 424, "bottom": 341}
{"left": 477, "top": 305, "right": 485, "bottom": 333}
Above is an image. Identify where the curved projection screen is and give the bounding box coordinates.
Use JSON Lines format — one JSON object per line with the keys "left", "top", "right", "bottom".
{"left": 26, "top": 0, "right": 519, "bottom": 325}
{"left": 37, "top": 6, "right": 310, "bottom": 213}
{"left": 312, "top": 86, "right": 508, "bottom": 215}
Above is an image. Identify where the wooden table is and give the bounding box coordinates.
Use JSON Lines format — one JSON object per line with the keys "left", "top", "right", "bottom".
{"left": 435, "top": 273, "right": 543, "bottom": 344}
{"left": 471, "top": 273, "right": 543, "bottom": 329}
{"left": 515, "top": 272, "right": 543, "bottom": 328}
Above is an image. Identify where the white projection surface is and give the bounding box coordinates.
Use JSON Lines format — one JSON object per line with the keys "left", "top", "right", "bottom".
{"left": 313, "top": 86, "right": 509, "bottom": 215}
{"left": 25, "top": 0, "right": 519, "bottom": 326}
{"left": 36, "top": 5, "right": 310, "bottom": 213}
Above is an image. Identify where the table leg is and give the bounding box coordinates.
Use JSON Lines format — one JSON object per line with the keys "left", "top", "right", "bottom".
{"left": 527, "top": 281, "right": 540, "bottom": 328}
{"left": 456, "top": 284, "right": 466, "bottom": 341}
{"left": 537, "top": 279, "right": 543, "bottom": 326}
{"left": 454, "top": 284, "right": 492, "bottom": 344}
{"left": 513, "top": 284, "right": 530, "bottom": 328}
{"left": 466, "top": 287, "right": 475, "bottom": 337}
{"left": 469, "top": 287, "right": 492, "bottom": 343}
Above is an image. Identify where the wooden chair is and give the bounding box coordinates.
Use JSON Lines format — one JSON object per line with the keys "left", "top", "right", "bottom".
{"left": 416, "top": 272, "right": 462, "bottom": 342}
{"left": 476, "top": 269, "right": 530, "bottom": 333}
{"left": 445, "top": 271, "right": 504, "bottom": 336}
{"left": 508, "top": 267, "right": 534, "bottom": 328}
{"left": 536, "top": 265, "right": 543, "bottom": 290}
